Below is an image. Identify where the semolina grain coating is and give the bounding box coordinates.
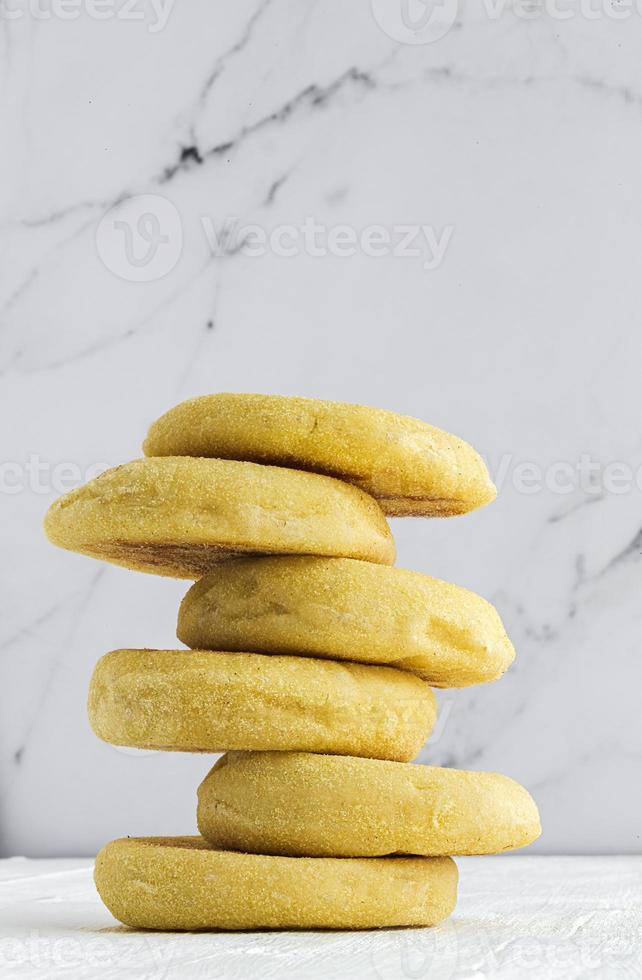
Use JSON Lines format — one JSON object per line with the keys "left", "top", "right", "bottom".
{"left": 178, "top": 556, "right": 515, "bottom": 687}
{"left": 44, "top": 457, "right": 395, "bottom": 578}
{"left": 197, "top": 752, "right": 541, "bottom": 858}
{"left": 88, "top": 648, "right": 437, "bottom": 761}
{"left": 94, "top": 836, "right": 458, "bottom": 930}
{"left": 144, "top": 392, "right": 497, "bottom": 517}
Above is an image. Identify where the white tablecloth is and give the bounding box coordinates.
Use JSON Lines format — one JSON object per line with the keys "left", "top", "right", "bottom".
{"left": 0, "top": 856, "right": 640, "bottom": 979}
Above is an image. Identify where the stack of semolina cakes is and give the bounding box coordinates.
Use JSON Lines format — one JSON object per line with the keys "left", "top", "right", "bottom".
{"left": 45, "top": 394, "right": 540, "bottom": 931}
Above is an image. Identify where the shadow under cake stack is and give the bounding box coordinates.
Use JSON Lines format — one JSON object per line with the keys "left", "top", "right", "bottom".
{"left": 44, "top": 393, "right": 541, "bottom": 931}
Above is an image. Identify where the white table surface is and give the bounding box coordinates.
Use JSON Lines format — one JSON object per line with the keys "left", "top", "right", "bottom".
{"left": 0, "top": 856, "right": 639, "bottom": 979}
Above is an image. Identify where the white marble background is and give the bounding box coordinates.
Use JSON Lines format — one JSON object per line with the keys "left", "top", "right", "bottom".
{"left": 1, "top": 0, "right": 641, "bottom": 857}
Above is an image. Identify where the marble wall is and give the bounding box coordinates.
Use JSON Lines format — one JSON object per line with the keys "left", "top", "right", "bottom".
{"left": 1, "top": 0, "right": 641, "bottom": 856}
